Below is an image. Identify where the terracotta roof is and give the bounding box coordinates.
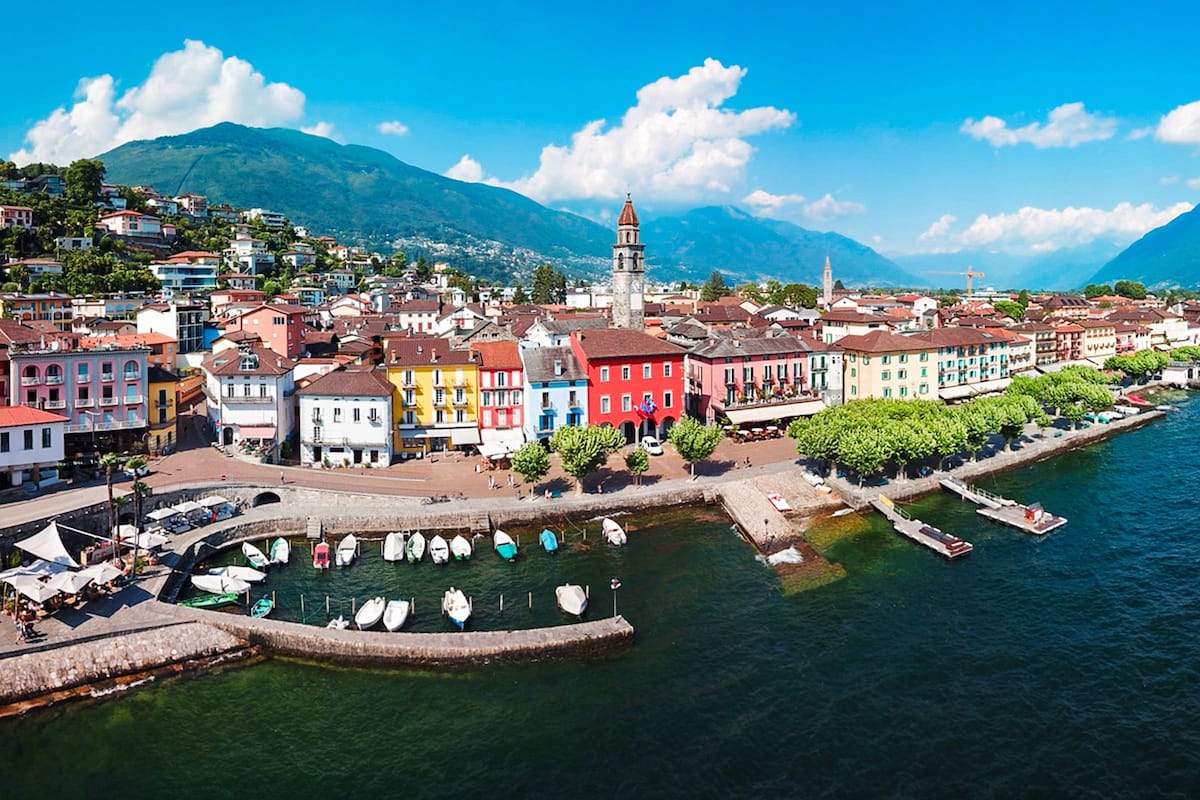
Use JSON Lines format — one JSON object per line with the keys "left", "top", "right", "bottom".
{"left": 820, "top": 310, "right": 894, "bottom": 324}
{"left": 837, "top": 330, "right": 937, "bottom": 354}
{"left": 910, "top": 328, "right": 1007, "bottom": 347}
{"left": 572, "top": 329, "right": 686, "bottom": 359}
{"left": 384, "top": 337, "right": 476, "bottom": 366}
{"left": 691, "top": 333, "right": 811, "bottom": 359}
{"left": 617, "top": 195, "right": 639, "bottom": 226}
{"left": 0, "top": 319, "right": 41, "bottom": 345}
{"left": 202, "top": 345, "right": 293, "bottom": 376}
{"left": 80, "top": 332, "right": 175, "bottom": 349}
{"left": 1076, "top": 319, "right": 1116, "bottom": 329}
{"left": 297, "top": 367, "right": 393, "bottom": 397}
{"left": 0, "top": 405, "right": 68, "bottom": 427}
{"left": 470, "top": 340, "right": 522, "bottom": 369}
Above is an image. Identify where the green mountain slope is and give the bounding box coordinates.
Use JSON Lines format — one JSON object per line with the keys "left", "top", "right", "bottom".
{"left": 1090, "top": 205, "right": 1200, "bottom": 288}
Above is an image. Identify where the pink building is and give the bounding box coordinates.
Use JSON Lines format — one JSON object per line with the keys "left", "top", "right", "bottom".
{"left": 0, "top": 205, "right": 34, "bottom": 230}
{"left": 685, "top": 332, "right": 826, "bottom": 425}
{"left": 471, "top": 341, "right": 524, "bottom": 449}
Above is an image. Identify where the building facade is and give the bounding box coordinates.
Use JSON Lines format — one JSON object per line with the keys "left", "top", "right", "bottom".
{"left": 570, "top": 328, "right": 684, "bottom": 442}
{"left": 611, "top": 195, "right": 645, "bottom": 330}
{"left": 521, "top": 346, "right": 587, "bottom": 442}
{"left": 297, "top": 368, "right": 393, "bottom": 467}
{"left": 0, "top": 405, "right": 66, "bottom": 489}
{"left": 838, "top": 331, "right": 937, "bottom": 401}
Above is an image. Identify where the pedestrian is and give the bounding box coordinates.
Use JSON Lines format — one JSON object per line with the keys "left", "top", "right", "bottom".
{"left": 14, "top": 617, "right": 26, "bottom": 644}
{"left": 280, "top": 471, "right": 285, "bottom": 484}
{"left": 744, "top": 456, "right": 751, "bottom": 469}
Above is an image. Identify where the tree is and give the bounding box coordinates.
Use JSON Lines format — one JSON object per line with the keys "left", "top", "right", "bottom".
{"left": 624, "top": 447, "right": 649, "bottom": 486}
{"left": 1083, "top": 283, "right": 1112, "bottom": 299}
{"left": 99, "top": 452, "right": 124, "bottom": 562}
{"left": 1017, "top": 289, "right": 1030, "bottom": 309}
{"left": 531, "top": 263, "right": 567, "bottom": 304}
{"left": 781, "top": 283, "right": 818, "bottom": 308}
{"left": 511, "top": 285, "right": 529, "bottom": 305}
{"left": 1113, "top": 280, "right": 1147, "bottom": 300}
{"left": 833, "top": 279, "right": 845, "bottom": 291}
{"left": 510, "top": 442, "right": 550, "bottom": 493}
{"left": 125, "top": 466, "right": 149, "bottom": 575}
{"left": 667, "top": 417, "right": 723, "bottom": 477}
{"left": 65, "top": 159, "right": 105, "bottom": 205}
{"left": 549, "top": 424, "right": 625, "bottom": 495}
{"left": 700, "top": 270, "right": 732, "bottom": 302}
{"left": 993, "top": 300, "right": 1025, "bottom": 320}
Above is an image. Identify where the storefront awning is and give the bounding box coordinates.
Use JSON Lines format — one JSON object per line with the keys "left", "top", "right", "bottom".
{"left": 481, "top": 428, "right": 525, "bottom": 447}
{"left": 238, "top": 426, "right": 276, "bottom": 439}
{"left": 938, "top": 384, "right": 976, "bottom": 401}
{"left": 725, "top": 400, "right": 826, "bottom": 425}
{"left": 450, "top": 428, "right": 482, "bottom": 445}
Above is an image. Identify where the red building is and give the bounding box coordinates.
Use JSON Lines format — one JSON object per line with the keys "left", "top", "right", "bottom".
{"left": 569, "top": 328, "right": 685, "bottom": 442}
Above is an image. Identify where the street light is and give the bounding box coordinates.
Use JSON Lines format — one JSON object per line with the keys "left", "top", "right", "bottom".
{"left": 611, "top": 577, "right": 621, "bottom": 618}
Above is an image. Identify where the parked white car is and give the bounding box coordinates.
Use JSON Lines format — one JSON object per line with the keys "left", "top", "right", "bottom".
{"left": 124, "top": 463, "right": 151, "bottom": 478}
{"left": 640, "top": 436, "right": 663, "bottom": 456}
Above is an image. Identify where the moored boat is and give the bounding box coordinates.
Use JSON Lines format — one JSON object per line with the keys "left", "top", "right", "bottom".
{"left": 326, "top": 615, "right": 349, "bottom": 630}
{"left": 242, "top": 541, "right": 271, "bottom": 568}
{"left": 555, "top": 584, "right": 588, "bottom": 617}
{"left": 540, "top": 528, "right": 559, "bottom": 553}
{"left": 206, "top": 565, "right": 267, "bottom": 584}
{"left": 383, "top": 531, "right": 406, "bottom": 562}
{"left": 354, "top": 596, "right": 386, "bottom": 630}
{"left": 429, "top": 535, "right": 450, "bottom": 565}
{"left": 191, "top": 573, "right": 250, "bottom": 595}
{"left": 313, "top": 541, "right": 331, "bottom": 570}
{"left": 602, "top": 517, "right": 627, "bottom": 546}
{"left": 335, "top": 534, "right": 358, "bottom": 567}
{"left": 493, "top": 530, "right": 518, "bottom": 561}
{"left": 383, "top": 598, "right": 411, "bottom": 631}
{"left": 179, "top": 592, "right": 239, "bottom": 609}
{"left": 269, "top": 537, "right": 291, "bottom": 565}
{"left": 442, "top": 587, "right": 471, "bottom": 629}
{"left": 406, "top": 531, "right": 426, "bottom": 563}
{"left": 249, "top": 596, "right": 274, "bottom": 618}
{"left": 450, "top": 534, "right": 472, "bottom": 561}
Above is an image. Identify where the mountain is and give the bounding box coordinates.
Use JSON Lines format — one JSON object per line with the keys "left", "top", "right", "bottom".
{"left": 1008, "top": 240, "right": 1124, "bottom": 292}
{"left": 1090, "top": 205, "right": 1200, "bottom": 288}
{"left": 892, "top": 241, "right": 1126, "bottom": 293}
{"left": 98, "top": 123, "right": 916, "bottom": 287}
{"left": 645, "top": 206, "right": 920, "bottom": 287}
{"left": 889, "top": 250, "right": 1030, "bottom": 292}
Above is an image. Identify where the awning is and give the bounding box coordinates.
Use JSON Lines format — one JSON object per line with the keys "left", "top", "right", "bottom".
{"left": 724, "top": 400, "right": 826, "bottom": 425}
{"left": 6, "top": 575, "right": 60, "bottom": 603}
{"left": 481, "top": 428, "right": 525, "bottom": 447}
{"left": 44, "top": 570, "right": 94, "bottom": 594}
{"left": 15, "top": 521, "right": 79, "bottom": 568}
{"left": 238, "top": 426, "right": 276, "bottom": 439}
{"left": 199, "top": 495, "right": 229, "bottom": 508}
{"left": 172, "top": 500, "right": 205, "bottom": 514}
{"left": 939, "top": 377, "right": 1013, "bottom": 401}
{"left": 477, "top": 442, "right": 513, "bottom": 459}
{"left": 450, "top": 428, "right": 482, "bottom": 445}
{"left": 146, "top": 508, "right": 182, "bottom": 522}
{"left": 0, "top": 559, "right": 68, "bottom": 582}
{"left": 938, "top": 384, "right": 976, "bottom": 401}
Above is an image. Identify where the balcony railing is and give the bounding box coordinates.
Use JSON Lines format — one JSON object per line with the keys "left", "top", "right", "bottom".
{"left": 20, "top": 376, "right": 41, "bottom": 386}
{"left": 75, "top": 397, "right": 94, "bottom": 408}
{"left": 65, "top": 418, "right": 145, "bottom": 433}
{"left": 100, "top": 373, "right": 114, "bottom": 383}
{"left": 453, "top": 397, "right": 468, "bottom": 407}
{"left": 123, "top": 372, "right": 141, "bottom": 382}
{"left": 44, "top": 400, "right": 66, "bottom": 410}
{"left": 123, "top": 394, "right": 145, "bottom": 405}
{"left": 224, "top": 394, "right": 275, "bottom": 404}
{"left": 45, "top": 375, "right": 64, "bottom": 385}
{"left": 99, "top": 397, "right": 118, "bottom": 407}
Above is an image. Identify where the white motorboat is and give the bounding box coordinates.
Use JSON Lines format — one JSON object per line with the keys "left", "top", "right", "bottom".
{"left": 354, "top": 596, "right": 386, "bottom": 630}
{"left": 191, "top": 573, "right": 250, "bottom": 595}
{"left": 451, "top": 534, "right": 472, "bottom": 561}
{"left": 336, "top": 534, "right": 358, "bottom": 567}
{"left": 383, "top": 598, "right": 411, "bottom": 632}
{"left": 269, "top": 538, "right": 291, "bottom": 565}
{"left": 429, "top": 535, "right": 450, "bottom": 565}
{"left": 493, "top": 530, "right": 518, "bottom": 561}
{"left": 406, "top": 531, "right": 426, "bottom": 563}
{"left": 602, "top": 517, "right": 627, "bottom": 546}
{"left": 555, "top": 584, "right": 588, "bottom": 617}
{"left": 242, "top": 541, "right": 271, "bottom": 568}
{"left": 383, "top": 531, "right": 406, "bottom": 562}
{"left": 442, "top": 587, "right": 471, "bottom": 630}
{"left": 326, "top": 615, "right": 350, "bottom": 630}
{"left": 206, "top": 565, "right": 267, "bottom": 584}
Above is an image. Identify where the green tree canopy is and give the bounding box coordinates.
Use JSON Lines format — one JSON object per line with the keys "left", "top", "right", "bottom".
{"left": 700, "top": 270, "right": 732, "bottom": 302}
{"left": 993, "top": 300, "right": 1024, "bottom": 320}
{"left": 511, "top": 285, "right": 530, "bottom": 305}
{"left": 510, "top": 442, "right": 550, "bottom": 490}
{"left": 1113, "top": 280, "right": 1147, "bottom": 300}
{"left": 624, "top": 447, "right": 649, "bottom": 486}
{"left": 1083, "top": 283, "right": 1112, "bottom": 299}
{"left": 531, "top": 262, "right": 567, "bottom": 304}
{"left": 65, "top": 159, "right": 105, "bottom": 205}
{"left": 667, "top": 417, "right": 723, "bottom": 477}
{"left": 549, "top": 424, "right": 625, "bottom": 495}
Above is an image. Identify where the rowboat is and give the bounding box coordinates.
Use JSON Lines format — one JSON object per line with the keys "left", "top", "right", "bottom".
{"left": 383, "top": 598, "right": 411, "bottom": 632}
{"left": 335, "top": 534, "right": 357, "bottom": 567}
{"left": 451, "top": 535, "right": 472, "bottom": 561}
{"left": 429, "top": 535, "right": 450, "bottom": 565}
{"left": 179, "top": 592, "right": 239, "bottom": 609}
{"left": 249, "top": 596, "right": 274, "bottom": 618}
{"left": 383, "top": 531, "right": 406, "bottom": 562}
{"left": 269, "top": 537, "right": 291, "bottom": 564}
{"left": 191, "top": 574, "right": 250, "bottom": 595}
{"left": 313, "top": 541, "right": 331, "bottom": 569}
{"left": 602, "top": 517, "right": 627, "bottom": 546}
{"left": 555, "top": 584, "right": 588, "bottom": 617}
{"left": 242, "top": 541, "right": 271, "bottom": 568}
{"left": 442, "top": 587, "right": 471, "bottom": 630}
{"left": 326, "top": 615, "right": 349, "bottom": 630}
{"left": 206, "top": 565, "right": 267, "bottom": 584}
{"left": 766, "top": 493, "right": 793, "bottom": 512}
{"left": 406, "top": 531, "right": 426, "bottom": 563}
{"left": 493, "top": 530, "right": 518, "bottom": 561}
{"left": 540, "top": 529, "right": 559, "bottom": 553}
{"left": 354, "top": 596, "right": 386, "bottom": 630}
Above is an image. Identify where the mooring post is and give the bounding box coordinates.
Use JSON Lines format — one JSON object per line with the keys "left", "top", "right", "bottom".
{"left": 325, "top": 595, "right": 330, "bottom": 616}
{"left": 499, "top": 593, "right": 504, "bottom": 614}
{"left": 352, "top": 597, "right": 357, "bottom": 617}
{"left": 300, "top": 594, "right": 306, "bottom": 624}
{"left": 528, "top": 591, "right": 532, "bottom": 610}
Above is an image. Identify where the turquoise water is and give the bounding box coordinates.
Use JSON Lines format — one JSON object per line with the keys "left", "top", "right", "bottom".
{"left": 4, "top": 397, "right": 1200, "bottom": 798}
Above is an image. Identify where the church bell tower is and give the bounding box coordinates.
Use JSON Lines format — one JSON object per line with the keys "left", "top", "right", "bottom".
{"left": 612, "top": 194, "right": 645, "bottom": 330}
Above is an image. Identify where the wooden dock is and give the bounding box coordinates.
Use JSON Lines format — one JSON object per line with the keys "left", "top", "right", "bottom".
{"left": 940, "top": 476, "right": 1067, "bottom": 536}
{"left": 871, "top": 496, "right": 973, "bottom": 559}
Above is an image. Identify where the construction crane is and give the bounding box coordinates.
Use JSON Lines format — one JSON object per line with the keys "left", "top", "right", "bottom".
{"left": 926, "top": 267, "right": 986, "bottom": 296}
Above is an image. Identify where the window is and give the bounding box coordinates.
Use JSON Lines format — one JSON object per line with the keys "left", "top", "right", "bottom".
{"left": 511, "top": 390, "right": 521, "bottom": 405}
{"left": 482, "top": 391, "right": 492, "bottom": 407}
{"left": 899, "top": 387, "right": 908, "bottom": 397}
{"left": 919, "top": 353, "right": 929, "bottom": 362}
{"left": 663, "top": 391, "right": 673, "bottom": 408}
{"left": 600, "top": 367, "right": 610, "bottom": 382}
{"left": 24, "top": 429, "right": 34, "bottom": 450}
{"left": 435, "top": 409, "right": 445, "bottom": 423}
{"left": 643, "top": 364, "right": 651, "bottom": 379}
{"left": 899, "top": 354, "right": 908, "bottom": 363}
{"left": 600, "top": 396, "right": 611, "bottom": 414}
{"left": 77, "top": 363, "right": 88, "bottom": 380}
{"left": 494, "top": 390, "right": 506, "bottom": 406}
{"left": 243, "top": 384, "right": 251, "bottom": 397}
{"left": 0, "top": 432, "right": 8, "bottom": 452}
{"left": 568, "top": 390, "right": 578, "bottom": 408}
{"left": 353, "top": 408, "right": 361, "bottom": 423}
{"left": 621, "top": 366, "right": 630, "bottom": 381}
{"left": 863, "top": 356, "right": 871, "bottom": 364}
{"left": 333, "top": 408, "right": 342, "bottom": 422}
{"left": 898, "top": 369, "right": 907, "bottom": 379}
{"left": 402, "top": 370, "right": 415, "bottom": 385}
{"left": 455, "top": 409, "right": 465, "bottom": 423}
{"left": 850, "top": 385, "right": 857, "bottom": 396}
{"left": 849, "top": 367, "right": 857, "bottom": 377}
{"left": 621, "top": 395, "right": 632, "bottom": 412}
{"left": 919, "top": 384, "right": 929, "bottom": 395}
{"left": 541, "top": 392, "right": 551, "bottom": 409}
{"left": 663, "top": 362, "right": 672, "bottom": 378}
{"left": 724, "top": 368, "right": 734, "bottom": 384}
{"left": 259, "top": 384, "right": 268, "bottom": 398}
{"left": 496, "top": 372, "right": 506, "bottom": 388}
{"left": 435, "top": 389, "right": 446, "bottom": 405}
{"left": 920, "top": 367, "right": 927, "bottom": 377}
{"left": 882, "top": 388, "right": 892, "bottom": 398}
{"left": 273, "top": 317, "right": 284, "bottom": 325}
{"left": 881, "top": 371, "right": 891, "bottom": 381}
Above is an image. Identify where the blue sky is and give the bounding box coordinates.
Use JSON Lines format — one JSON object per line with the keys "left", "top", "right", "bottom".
{"left": 6, "top": 1, "right": 1200, "bottom": 256}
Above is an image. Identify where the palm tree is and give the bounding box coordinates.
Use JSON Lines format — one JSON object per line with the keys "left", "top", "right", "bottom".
{"left": 99, "top": 452, "right": 124, "bottom": 561}
{"left": 127, "top": 474, "right": 150, "bottom": 576}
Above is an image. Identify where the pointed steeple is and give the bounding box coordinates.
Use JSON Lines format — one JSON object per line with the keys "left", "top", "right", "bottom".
{"left": 617, "top": 192, "right": 639, "bottom": 227}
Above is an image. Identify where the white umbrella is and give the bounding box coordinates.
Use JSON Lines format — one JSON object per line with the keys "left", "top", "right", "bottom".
{"left": 44, "top": 570, "right": 94, "bottom": 595}
{"left": 120, "top": 531, "right": 169, "bottom": 550}
{"left": 8, "top": 575, "right": 61, "bottom": 603}
{"left": 198, "top": 496, "right": 229, "bottom": 508}
{"left": 79, "top": 562, "right": 123, "bottom": 584}
{"left": 15, "top": 521, "right": 79, "bottom": 568}
{"left": 0, "top": 559, "right": 68, "bottom": 582}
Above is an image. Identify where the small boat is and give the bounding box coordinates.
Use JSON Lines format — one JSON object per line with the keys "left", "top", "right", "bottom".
{"left": 383, "top": 598, "right": 411, "bottom": 632}
{"left": 269, "top": 537, "right": 290, "bottom": 565}
{"left": 383, "top": 531, "right": 406, "bottom": 562}
{"left": 540, "top": 529, "right": 559, "bottom": 553}
{"left": 179, "top": 592, "right": 239, "bottom": 609}
{"left": 442, "top": 587, "right": 471, "bottom": 629}
{"left": 313, "top": 541, "right": 331, "bottom": 570}
{"left": 249, "top": 596, "right": 274, "bottom": 618}
{"left": 831, "top": 507, "right": 855, "bottom": 518}
{"left": 555, "top": 584, "right": 588, "bottom": 617}
{"left": 766, "top": 493, "right": 793, "bottom": 512}
{"left": 206, "top": 565, "right": 267, "bottom": 584}
{"left": 242, "top": 541, "right": 271, "bottom": 569}
{"left": 493, "top": 530, "right": 518, "bottom": 561}
{"left": 602, "top": 517, "right": 627, "bottom": 546}
{"left": 429, "top": 535, "right": 450, "bottom": 565}
{"left": 335, "top": 534, "right": 358, "bottom": 567}
{"left": 191, "top": 574, "right": 250, "bottom": 595}
{"left": 406, "top": 531, "right": 426, "bottom": 563}
{"left": 355, "top": 596, "right": 386, "bottom": 630}
{"left": 326, "top": 615, "right": 349, "bottom": 630}
{"left": 451, "top": 535, "right": 472, "bottom": 561}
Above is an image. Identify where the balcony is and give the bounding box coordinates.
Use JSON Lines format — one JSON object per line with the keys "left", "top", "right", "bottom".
{"left": 453, "top": 397, "right": 469, "bottom": 407}
{"left": 100, "top": 373, "right": 115, "bottom": 383}
{"left": 75, "top": 397, "right": 94, "bottom": 408}
{"left": 44, "top": 400, "right": 66, "bottom": 410}
{"left": 123, "top": 394, "right": 145, "bottom": 405}
{"left": 123, "top": 372, "right": 141, "bottom": 382}
{"left": 539, "top": 401, "right": 557, "bottom": 412}
{"left": 65, "top": 418, "right": 145, "bottom": 434}
{"left": 45, "top": 374, "right": 64, "bottom": 385}
{"left": 224, "top": 394, "right": 275, "bottom": 404}
{"left": 20, "top": 376, "right": 41, "bottom": 386}
{"left": 99, "top": 397, "right": 119, "bottom": 407}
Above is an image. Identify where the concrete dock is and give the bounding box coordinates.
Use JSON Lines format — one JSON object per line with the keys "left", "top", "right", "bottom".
{"left": 871, "top": 496, "right": 973, "bottom": 559}
{"left": 941, "top": 476, "right": 1067, "bottom": 535}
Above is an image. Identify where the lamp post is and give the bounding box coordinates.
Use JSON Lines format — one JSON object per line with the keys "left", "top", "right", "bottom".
{"left": 610, "top": 577, "right": 621, "bottom": 619}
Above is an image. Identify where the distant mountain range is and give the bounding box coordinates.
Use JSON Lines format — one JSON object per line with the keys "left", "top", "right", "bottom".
{"left": 891, "top": 240, "right": 1126, "bottom": 293}
{"left": 1090, "top": 204, "right": 1200, "bottom": 288}
{"left": 98, "top": 123, "right": 917, "bottom": 287}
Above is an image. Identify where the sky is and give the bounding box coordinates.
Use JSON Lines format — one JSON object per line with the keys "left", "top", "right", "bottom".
{"left": 6, "top": 1, "right": 1200, "bottom": 258}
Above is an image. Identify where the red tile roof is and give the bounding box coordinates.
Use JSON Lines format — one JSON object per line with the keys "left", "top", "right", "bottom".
{"left": 838, "top": 330, "right": 937, "bottom": 354}
{"left": 470, "top": 340, "right": 523, "bottom": 369}
{"left": 617, "top": 195, "right": 639, "bottom": 226}
{"left": 297, "top": 367, "right": 393, "bottom": 397}
{"left": 572, "top": 328, "right": 686, "bottom": 359}
{"left": 0, "top": 405, "right": 68, "bottom": 427}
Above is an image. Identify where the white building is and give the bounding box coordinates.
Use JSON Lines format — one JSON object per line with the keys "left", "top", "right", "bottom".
{"left": 137, "top": 300, "right": 208, "bottom": 356}
{"left": 296, "top": 367, "right": 393, "bottom": 467}
{"left": 520, "top": 346, "right": 588, "bottom": 442}
{"left": 225, "top": 237, "right": 276, "bottom": 275}
{"left": 0, "top": 405, "right": 67, "bottom": 490}
{"left": 96, "top": 211, "right": 163, "bottom": 237}
{"left": 243, "top": 208, "right": 288, "bottom": 228}
{"left": 149, "top": 260, "right": 218, "bottom": 293}
{"left": 201, "top": 344, "right": 296, "bottom": 459}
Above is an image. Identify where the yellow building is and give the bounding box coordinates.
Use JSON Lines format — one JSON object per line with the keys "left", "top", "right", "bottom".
{"left": 839, "top": 330, "right": 937, "bottom": 401}
{"left": 147, "top": 365, "right": 179, "bottom": 455}
{"left": 384, "top": 337, "right": 479, "bottom": 458}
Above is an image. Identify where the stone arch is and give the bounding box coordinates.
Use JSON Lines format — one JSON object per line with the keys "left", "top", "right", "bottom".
{"left": 251, "top": 491, "right": 281, "bottom": 507}
{"left": 222, "top": 427, "right": 234, "bottom": 445}
{"left": 658, "top": 416, "right": 676, "bottom": 438}
{"left": 619, "top": 420, "right": 636, "bottom": 444}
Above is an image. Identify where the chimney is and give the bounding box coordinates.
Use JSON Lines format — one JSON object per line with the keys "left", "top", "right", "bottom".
{"left": 431, "top": 348, "right": 438, "bottom": 363}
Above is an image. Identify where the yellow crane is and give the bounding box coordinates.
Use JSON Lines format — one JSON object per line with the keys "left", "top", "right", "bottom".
{"left": 926, "top": 267, "right": 986, "bottom": 296}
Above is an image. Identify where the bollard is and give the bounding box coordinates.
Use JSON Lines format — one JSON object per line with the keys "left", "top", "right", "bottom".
{"left": 499, "top": 593, "right": 504, "bottom": 614}
{"left": 528, "top": 591, "right": 532, "bottom": 610}
{"left": 352, "top": 597, "right": 356, "bottom": 616}
{"left": 325, "top": 595, "right": 330, "bottom": 616}
{"left": 586, "top": 584, "right": 590, "bottom": 599}
{"left": 300, "top": 594, "right": 306, "bottom": 624}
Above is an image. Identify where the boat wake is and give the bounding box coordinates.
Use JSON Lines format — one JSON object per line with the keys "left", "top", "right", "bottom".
{"left": 766, "top": 547, "right": 805, "bottom": 565}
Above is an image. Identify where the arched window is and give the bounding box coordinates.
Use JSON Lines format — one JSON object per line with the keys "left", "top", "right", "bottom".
{"left": 124, "top": 360, "right": 140, "bottom": 380}
{"left": 22, "top": 365, "right": 38, "bottom": 380}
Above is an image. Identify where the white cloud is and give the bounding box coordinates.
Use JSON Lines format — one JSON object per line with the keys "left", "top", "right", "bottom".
{"left": 377, "top": 120, "right": 410, "bottom": 136}
{"left": 445, "top": 154, "right": 484, "bottom": 183}
{"left": 919, "top": 214, "right": 958, "bottom": 241}
{"left": 472, "top": 58, "right": 794, "bottom": 203}
{"left": 958, "top": 201, "right": 1193, "bottom": 250}
{"left": 1156, "top": 100, "right": 1200, "bottom": 144}
{"left": 743, "top": 188, "right": 805, "bottom": 214}
{"left": 301, "top": 121, "right": 338, "bottom": 140}
{"left": 1128, "top": 126, "right": 1154, "bottom": 141}
{"left": 1161, "top": 175, "right": 1180, "bottom": 185}
{"left": 1187, "top": 178, "right": 1200, "bottom": 190}
{"left": 960, "top": 102, "right": 1116, "bottom": 148}
{"left": 803, "top": 193, "right": 865, "bottom": 220}
{"left": 10, "top": 40, "right": 307, "bottom": 165}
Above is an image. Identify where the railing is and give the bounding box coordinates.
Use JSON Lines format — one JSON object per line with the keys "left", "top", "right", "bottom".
{"left": 224, "top": 394, "right": 275, "bottom": 404}
{"left": 20, "top": 376, "right": 41, "bottom": 386}
{"left": 453, "top": 397, "right": 469, "bottom": 406}
{"left": 65, "top": 418, "right": 145, "bottom": 433}
{"left": 716, "top": 391, "right": 817, "bottom": 411}
{"left": 75, "top": 397, "right": 94, "bottom": 408}
{"left": 123, "top": 394, "right": 145, "bottom": 405}
{"left": 99, "top": 397, "right": 118, "bottom": 407}
{"left": 123, "top": 372, "right": 141, "bottom": 382}
{"left": 44, "top": 400, "right": 66, "bottom": 409}
{"left": 100, "top": 373, "right": 114, "bottom": 382}
{"left": 45, "top": 375, "right": 64, "bottom": 385}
